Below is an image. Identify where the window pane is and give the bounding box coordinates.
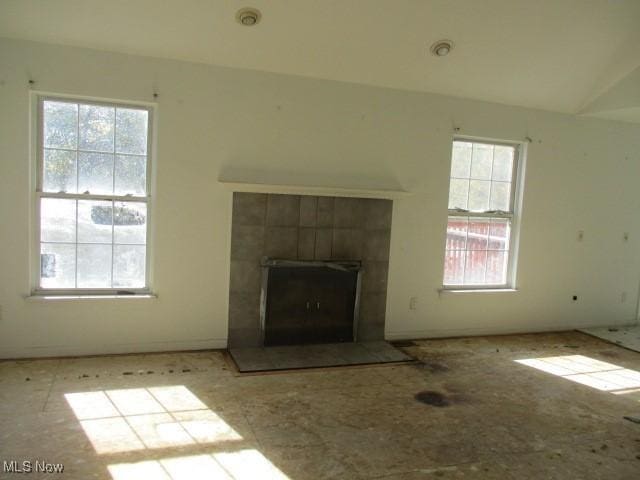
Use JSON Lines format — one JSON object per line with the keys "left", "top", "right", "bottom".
{"left": 489, "top": 219, "right": 511, "bottom": 250}
{"left": 77, "top": 244, "right": 112, "bottom": 287}
{"left": 40, "top": 243, "right": 75, "bottom": 288}
{"left": 468, "top": 218, "right": 490, "bottom": 250}
{"left": 489, "top": 181, "right": 511, "bottom": 212}
{"left": 468, "top": 180, "right": 490, "bottom": 211}
{"left": 446, "top": 217, "right": 468, "bottom": 250}
{"left": 43, "top": 149, "right": 77, "bottom": 193}
{"left": 464, "top": 250, "right": 487, "bottom": 284}
{"left": 470, "top": 144, "right": 492, "bottom": 179}
{"left": 486, "top": 251, "right": 508, "bottom": 284}
{"left": 114, "top": 202, "right": 147, "bottom": 244}
{"left": 451, "top": 142, "right": 472, "bottom": 178}
{"left": 115, "top": 155, "right": 146, "bottom": 195}
{"left": 78, "top": 200, "right": 113, "bottom": 243}
{"left": 444, "top": 250, "right": 465, "bottom": 285}
{"left": 116, "top": 108, "right": 148, "bottom": 155}
{"left": 448, "top": 179, "right": 469, "bottom": 210}
{"left": 41, "top": 198, "right": 76, "bottom": 243}
{"left": 79, "top": 104, "right": 115, "bottom": 152}
{"left": 113, "top": 245, "right": 146, "bottom": 288}
{"left": 78, "top": 152, "right": 114, "bottom": 194}
{"left": 43, "top": 101, "right": 77, "bottom": 149}
{"left": 492, "top": 146, "right": 514, "bottom": 181}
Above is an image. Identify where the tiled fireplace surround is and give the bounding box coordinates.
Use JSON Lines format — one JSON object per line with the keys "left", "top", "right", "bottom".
{"left": 228, "top": 192, "right": 393, "bottom": 348}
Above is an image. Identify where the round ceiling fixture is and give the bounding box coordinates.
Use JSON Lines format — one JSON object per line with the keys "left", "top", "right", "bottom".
{"left": 430, "top": 40, "right": 453, "bottom": 57}
{"left": 236, "top": 7, "right": 261, "bottom": 26}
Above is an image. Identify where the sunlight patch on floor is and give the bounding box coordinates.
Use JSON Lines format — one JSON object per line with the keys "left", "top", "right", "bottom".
{"left": 515, "top": 355, "right": 640, "bottom": 393}
{"left": 65, "top": 386, "right": 241, "bottom": 454}
{"left": 108, "top": 449, "right": 291, "bottom": 480}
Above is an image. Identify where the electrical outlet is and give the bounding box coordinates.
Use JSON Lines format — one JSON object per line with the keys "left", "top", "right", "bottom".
{"left": 572, "top": 295, "right": 578, "bottom": 302}
{"left": 409, "top": 297, "right": 418, "bottom": 310}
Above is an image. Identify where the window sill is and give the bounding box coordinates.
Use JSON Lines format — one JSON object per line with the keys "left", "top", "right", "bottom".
{"left": 25, "top": 293, "right": 157, "bottom": 302}
{"left": 438, "top": 288, "right": 518, "bottom": 294}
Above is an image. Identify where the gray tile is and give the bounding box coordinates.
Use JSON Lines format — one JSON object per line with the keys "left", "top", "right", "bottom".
{"left": 335, "top": 343, "right": 374, "bottom": 363}
{"left": 265, "top": 227, "right": 298, "bottom": 258}
{"left": 266, "top": 346, "right": 341, "bottom": 369}
{"left": 228, "top": 329, "right": 263, "bottom": 348}
{"left": 299, "top": 196, "right": 318, "bottom": 227}
{"left": 229, "top": 342, "right": 410, "bottom": 372}
{"left": 359, "top": 292, "right": 387, "bottom": 325}
{"left": 360, "top": 341, "right": 411, "bottom": 362}
{"left": 357, "top": 322, "right": 385, "bottom": 342}
{"left": 266, "top": 194, "right": 300, "bottom": 226}
{"left": 334, "top": 197, "right": 367, "bottom": 228}
{"left": 230, "top": 260, "right": 262, "bottom": 293}
{"left": 317, "top": 197, "right": 335, "bottom": 227}
{"left": 298, "top": 228, "right": 316, "bottom": 260}
{"left": 363, "top": 229, "right": 391, "bottom": 261}
{"left": 228, "top": 291, "right": 261, "bottom": 330}
{"left": 314, "top": 228, "right": 333, "bottom": 259}
{"left": 229, "top": 348, "right": 273, "bottom": 370}
{"left": 232, "top": 192, "right": 267, "bottom": 226}
{"left": 364, "top": 199, "right": 393, "bottom": 230}
{"left": 332, "top": 228, "right": 364, "bottom": 260}
{"left": 231, "top": 225, "right": 265, "bottom": 261}
{"left": 361, "top": 261, "right": 389, "bottom": 293}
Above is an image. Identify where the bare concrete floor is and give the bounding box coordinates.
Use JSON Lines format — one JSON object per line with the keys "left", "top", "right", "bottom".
{"left": 1, "top": 331, "right": 640, "bottom": 479}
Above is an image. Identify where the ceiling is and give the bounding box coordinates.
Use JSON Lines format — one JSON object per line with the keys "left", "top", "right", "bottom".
{"left": 1, "top": 0, "right": 640, "bottom": 122}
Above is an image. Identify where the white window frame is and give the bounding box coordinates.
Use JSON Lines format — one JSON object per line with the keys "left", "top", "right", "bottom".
{"left": 32, "top": 94, "right": 154, "bottom": 296}
{"left": 442, "top": 136, "right": 526, "bottom": 291}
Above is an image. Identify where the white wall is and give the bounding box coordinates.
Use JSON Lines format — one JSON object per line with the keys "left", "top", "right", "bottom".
{"left": 1, "top": 38, "right": 640, "bottom": 358}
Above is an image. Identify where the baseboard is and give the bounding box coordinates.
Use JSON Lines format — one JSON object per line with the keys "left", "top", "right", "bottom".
{"left": 0, "top": 338, "right": 228, "bottom": 360}
{"left": 384, "top": 320, "right": 638, "bottom": 341}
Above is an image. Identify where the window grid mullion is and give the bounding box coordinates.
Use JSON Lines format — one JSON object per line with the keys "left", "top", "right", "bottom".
{"left": 74, "top": 199, "right": 78, "bottom": 289}
{"left": 467, "top": 144, "right": 475, "bottom": 210}
{"left": 37, "top": 192, "right": 149, "bottom": 203}
{"left": 448, "top": 211, "right": 513, "bottom": 219}
{"left": 111, "top": 108, "right": 117, "bottom": 289}
{"left": 74, "top": 103, "right": 79, "bottom": 289}
{"left": 111, "top": 200, "right": 115, "bottom": 288}
{"left": 461, "top": 218, "right": 470, "bottom": 283}
{"left": 44, "top": 146, "right": 147, "bottom": 158}
{"left": 486, "top": 146, "right": 495, "bottom": 211}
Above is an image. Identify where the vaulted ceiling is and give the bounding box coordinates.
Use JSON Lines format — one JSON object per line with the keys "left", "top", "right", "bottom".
{"left": 1, "top": 0, "right": 639, "bottom": 122}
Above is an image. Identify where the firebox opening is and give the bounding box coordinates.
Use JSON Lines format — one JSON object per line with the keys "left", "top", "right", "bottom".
{"left": 261, "top": 259, "right": 361, "bottom": 347}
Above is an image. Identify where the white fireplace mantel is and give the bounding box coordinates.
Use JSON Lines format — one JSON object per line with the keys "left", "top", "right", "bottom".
{"left": 218, "top": 179, "right": 411, "bottom": 199}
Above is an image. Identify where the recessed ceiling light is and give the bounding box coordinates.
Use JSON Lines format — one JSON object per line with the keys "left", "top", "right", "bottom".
{"left": 431, "top": 40, "right": 453, "bottom": 57}
{"left": 236, "top": 7, "right": 261, "bottom": 26}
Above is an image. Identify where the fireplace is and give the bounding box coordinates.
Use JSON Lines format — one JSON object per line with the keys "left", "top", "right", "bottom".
{"left": 260, "top": 259, "right": 362, "bottom": 346}
{"left": 228, "top": 193, "right": 392, "bottom": 348}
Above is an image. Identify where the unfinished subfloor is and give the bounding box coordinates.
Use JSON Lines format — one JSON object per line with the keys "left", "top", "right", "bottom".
{"left": 1, "top": 331, "right": 640, "bottom": 479}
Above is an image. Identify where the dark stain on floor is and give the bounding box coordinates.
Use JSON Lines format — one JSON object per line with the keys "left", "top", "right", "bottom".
{"left": 418, "top": 361, "right": 449, "bottom": 373}
{"left": 415, "top": 390, "right": 450, "bottom": 407}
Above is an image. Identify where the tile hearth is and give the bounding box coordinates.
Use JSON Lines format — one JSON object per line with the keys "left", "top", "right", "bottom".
{"left": 228, "top": 341, "right": 413, "bottom": 373}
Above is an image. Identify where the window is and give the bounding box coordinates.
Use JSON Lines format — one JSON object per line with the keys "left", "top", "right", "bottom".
{"left": 35, "top": 97, "right": 152, "bottom": 293}
{"left": 443, "top": 139, "right": 523, "bottom": 288}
